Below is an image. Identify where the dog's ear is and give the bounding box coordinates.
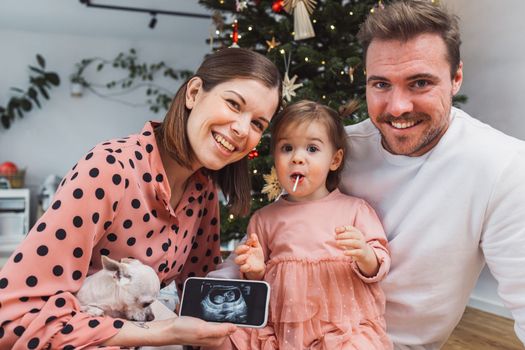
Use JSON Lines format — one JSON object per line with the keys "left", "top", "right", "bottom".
{"left": 102, "top": 256, "right": 131, "bottom": 283}
{"left": 120, "top": 257, "right": 135, "bottom": 264}
{"left": 101, "top": 255, "right": 120, "bottom": 271}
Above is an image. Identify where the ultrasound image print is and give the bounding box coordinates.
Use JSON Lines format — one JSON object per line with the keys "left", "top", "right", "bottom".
{"left": 200, "top": 283, "right": 249, "bottom": 323}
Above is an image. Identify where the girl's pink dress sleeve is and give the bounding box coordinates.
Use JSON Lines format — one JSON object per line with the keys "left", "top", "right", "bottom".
{"left": 247, "top": 211, "right": 270, "bottom": 262}
{"left": 350, "top": 199, "right": 391, "bottom": 283}
{"left": 0, "top": 150, "right": 127, "bottom": 350}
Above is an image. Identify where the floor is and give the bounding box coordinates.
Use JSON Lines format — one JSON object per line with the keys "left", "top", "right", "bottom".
{"left": 443, "top": 307, "right": 522, "bottom": 349}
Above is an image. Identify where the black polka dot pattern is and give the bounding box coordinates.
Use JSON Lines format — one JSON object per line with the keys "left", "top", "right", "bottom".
{"left": 0, "top": 123, "right": 223, "bottom": 348}
{"left": 89, "top": 168, "right": 99, "bottom": 178}
{"left": 52, "top": 200, "right": 62, "bottom": 210}
{"left": 113, "top": 320, "right": 124, "bottom": 328}
{"left": 27, "top": 337, "right": 39, "bottom": 349}
{"left": 88, "top": 319, "right": 100, "bottom": 328}
{"left": 14, "top": 325, "right": 25, "bottom": 336}
{"left": 37, "top": 246, "right": 49, "bottom": 256}
{"left": 26, "top": 276, "right": 38, "bottom": 287}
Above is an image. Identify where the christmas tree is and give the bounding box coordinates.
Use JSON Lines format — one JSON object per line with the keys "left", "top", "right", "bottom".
{"left": 198, "top": 0, "right": 380, "bottom": 243}
{"left": 197, "top": 0, "right": 465, "bottom": 243}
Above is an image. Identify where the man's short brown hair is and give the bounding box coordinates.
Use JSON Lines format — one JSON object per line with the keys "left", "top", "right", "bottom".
{"left": 357, "top": 0, "right": 461, "bottom": 78}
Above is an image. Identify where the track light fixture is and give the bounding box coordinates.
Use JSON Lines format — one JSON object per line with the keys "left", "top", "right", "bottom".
{"left": 79, "top": 0, "right": 211, "bottom": 29}
{"left": 149, "top": 13, "right": 157, "bottom": 29}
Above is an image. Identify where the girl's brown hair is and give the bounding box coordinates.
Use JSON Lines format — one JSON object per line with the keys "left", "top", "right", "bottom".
{"left": 270, "top": 100, "right": 358, "bottom": 192}
{"left": 156, "top": 48, "right": 282, "bottom": 215}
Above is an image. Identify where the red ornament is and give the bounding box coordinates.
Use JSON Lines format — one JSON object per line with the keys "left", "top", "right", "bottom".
{"left": 272, "top": 0, "right": 284, "bottom": 13}
{"left": 232, "top": 21, "right": 239, "bottom": 45}
{"left": 248, "top": 149, "right": 259, "bottom": 159}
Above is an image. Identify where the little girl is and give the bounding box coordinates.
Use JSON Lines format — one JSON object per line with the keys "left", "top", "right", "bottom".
{"left": 210, "top": 100, "right": 392, "bottom": 350}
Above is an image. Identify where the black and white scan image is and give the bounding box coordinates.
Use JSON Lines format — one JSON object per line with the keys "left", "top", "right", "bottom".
{"left": 200, "top": 282, "right": 249, "bottom": 323}
{"left": 181, "top": 278, "right": 269, "bottom": 327}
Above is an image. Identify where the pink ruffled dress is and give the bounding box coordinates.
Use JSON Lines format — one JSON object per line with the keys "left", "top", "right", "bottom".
{"left": 230, "top": 189, "right": 392, "bottom": 350}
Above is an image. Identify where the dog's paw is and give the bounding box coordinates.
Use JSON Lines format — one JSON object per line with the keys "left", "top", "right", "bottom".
{"left": 80, "top": 305, "right": 106, "bottom": 317}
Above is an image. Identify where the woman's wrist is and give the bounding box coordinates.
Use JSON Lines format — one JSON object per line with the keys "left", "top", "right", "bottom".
{"left": 102, "top": 318, "right": 174, "bottom": 347}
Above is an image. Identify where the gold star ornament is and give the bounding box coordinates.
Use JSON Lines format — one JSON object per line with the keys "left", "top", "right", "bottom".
{"left": 266, "top": 36, "right": 281, "bottom": 52}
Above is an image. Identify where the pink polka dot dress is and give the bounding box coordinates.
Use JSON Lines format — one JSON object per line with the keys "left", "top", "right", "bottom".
{"left": 0, "top": 122, "right": 222, "bottom": 349}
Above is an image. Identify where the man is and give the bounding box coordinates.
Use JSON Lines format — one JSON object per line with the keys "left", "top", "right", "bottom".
{"left": 340, "top": 0, "right": 525, "bottom": 348}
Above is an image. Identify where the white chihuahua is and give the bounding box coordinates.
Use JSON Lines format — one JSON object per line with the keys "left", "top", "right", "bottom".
{"left": 77, "top": 256, "right": 160, "bottom": 322}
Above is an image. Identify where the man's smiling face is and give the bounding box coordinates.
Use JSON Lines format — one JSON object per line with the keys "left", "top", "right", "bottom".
{"left": 365, "top": 33, "right": 463, "bottom": 157}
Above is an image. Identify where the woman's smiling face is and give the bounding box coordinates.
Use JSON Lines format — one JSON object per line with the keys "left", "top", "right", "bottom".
{"left": 185, "top": 77, "right": 280, "bottom": 171}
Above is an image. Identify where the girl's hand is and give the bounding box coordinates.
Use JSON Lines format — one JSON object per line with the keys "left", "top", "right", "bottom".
{"left": 234, "top": 233, "right": 266, "bottom": 280}
{"left": 335, "top": 225, "right": 379, "bottom": 277}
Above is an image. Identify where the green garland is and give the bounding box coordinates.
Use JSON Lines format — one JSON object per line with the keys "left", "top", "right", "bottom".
{"left": 71, "top": 49, "right": 193, "bottom": 113}
{"left": 0, "top": 54, "right": 60, "bottom": 129}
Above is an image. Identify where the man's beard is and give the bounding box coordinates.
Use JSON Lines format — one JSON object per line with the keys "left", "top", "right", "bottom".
{"left": 376, "top": 111, "right": 446, "bottom": 156}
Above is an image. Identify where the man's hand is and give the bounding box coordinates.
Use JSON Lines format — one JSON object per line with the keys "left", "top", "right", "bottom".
{"left": 234, "top": 233, "right": 266, "bottom": 280}
{"left": 335, "top": 225, "right": 379, "bottom": 277}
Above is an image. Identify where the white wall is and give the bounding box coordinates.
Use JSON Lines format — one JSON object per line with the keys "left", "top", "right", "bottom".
{"left": 0, "top": 1, "right": 211, "bottom": 224}
{"left": 443, "top": 0, "right": 525, "bottom": 318}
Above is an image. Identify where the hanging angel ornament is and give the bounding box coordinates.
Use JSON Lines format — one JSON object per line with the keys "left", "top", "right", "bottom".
{"left": 283, "top": 0, "right": 317, "bottom": 40}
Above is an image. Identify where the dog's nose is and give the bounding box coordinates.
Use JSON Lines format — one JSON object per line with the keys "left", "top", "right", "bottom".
{"left": 146, "top": 312, "right": 155, "bottom": 321}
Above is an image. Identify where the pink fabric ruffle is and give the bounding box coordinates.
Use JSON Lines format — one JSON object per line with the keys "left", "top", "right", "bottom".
{"left": 265, "top": 256, "right": 385, "bottom": 324}
{"left": 229, "top": 257, "right": 392, "bottom": 349}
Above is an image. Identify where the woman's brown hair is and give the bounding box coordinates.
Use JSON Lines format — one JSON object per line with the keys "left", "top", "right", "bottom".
{"left": 156, "top": 48, "right": 282, "bottom": 216}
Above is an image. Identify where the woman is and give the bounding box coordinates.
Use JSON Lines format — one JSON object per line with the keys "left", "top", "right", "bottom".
{"left": 0, "top": 48, "right": 282, "bottom": 349}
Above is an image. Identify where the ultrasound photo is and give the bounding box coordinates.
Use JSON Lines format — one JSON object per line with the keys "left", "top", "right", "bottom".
{"left": 200, "top": 283, "right": 249, "bottom": 323}
{"left": 180, "top": 278, "right": 269, "bottom": 327}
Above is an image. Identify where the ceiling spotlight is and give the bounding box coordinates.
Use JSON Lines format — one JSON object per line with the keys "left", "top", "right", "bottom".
{"left": 149, "top": 12, "right": 157, "bottom": 29}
